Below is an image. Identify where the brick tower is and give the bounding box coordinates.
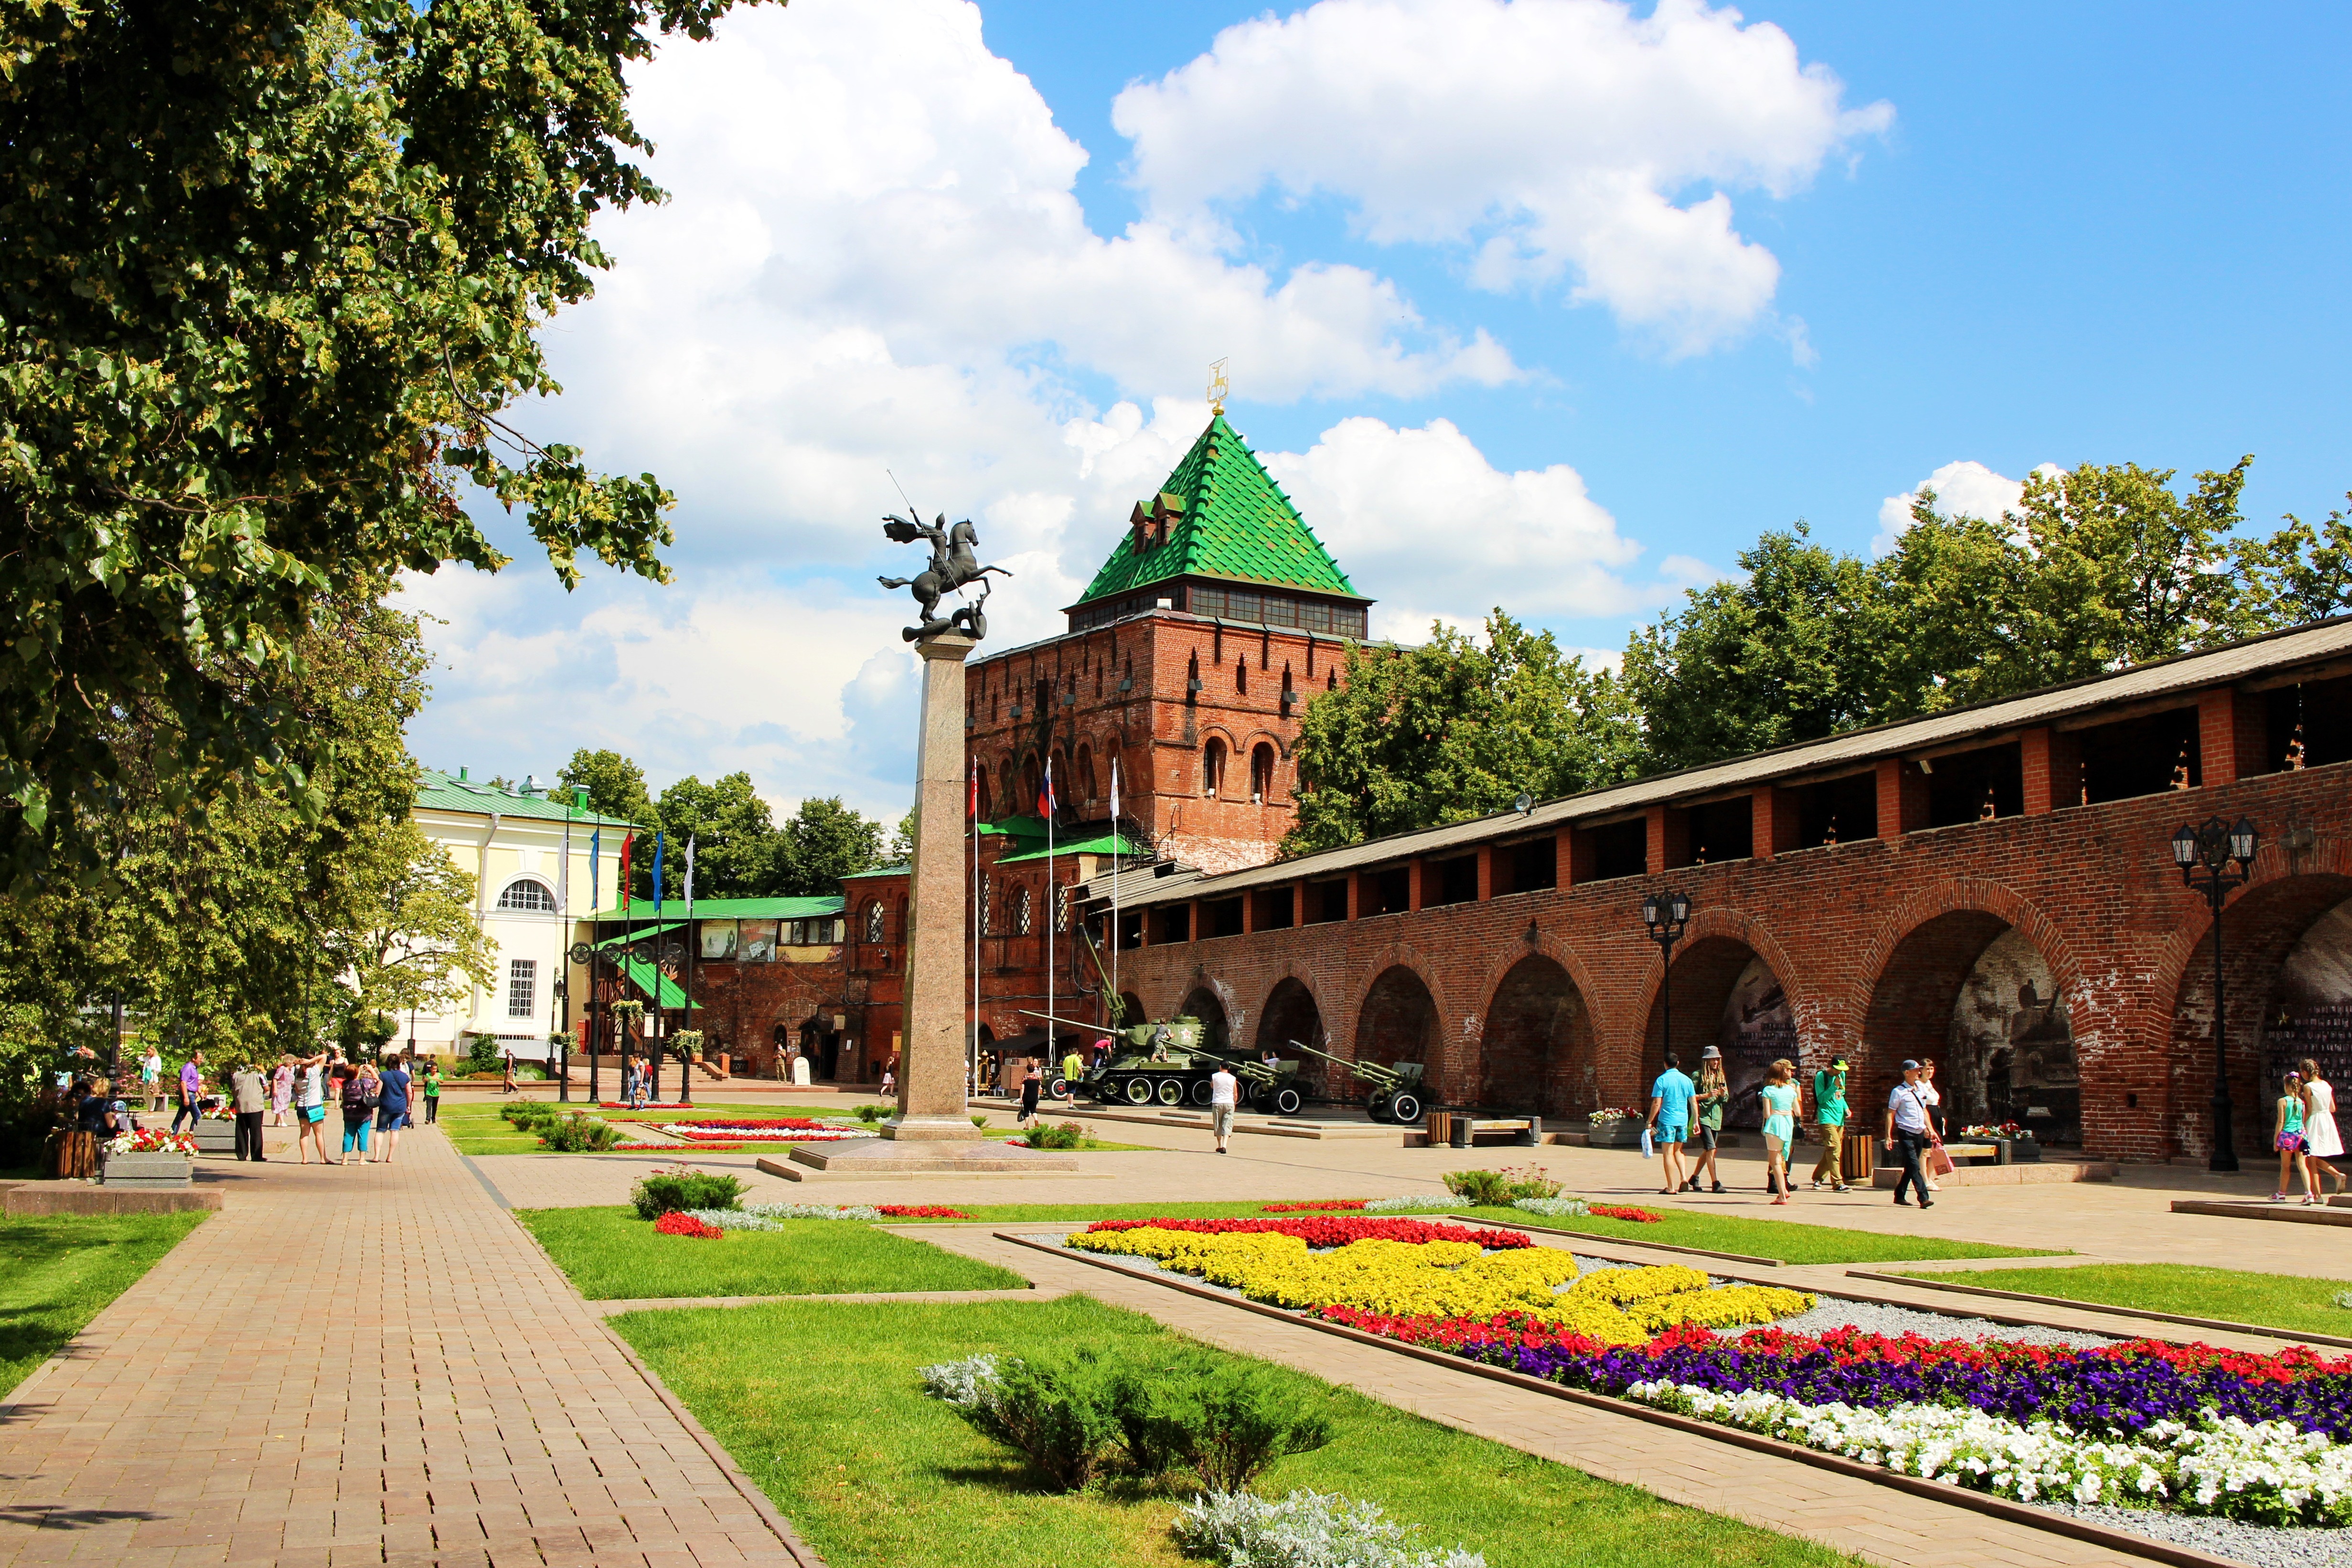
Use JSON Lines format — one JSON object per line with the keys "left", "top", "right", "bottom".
{"left": 966, "top": 412, "right": 1372, "bottom": 875}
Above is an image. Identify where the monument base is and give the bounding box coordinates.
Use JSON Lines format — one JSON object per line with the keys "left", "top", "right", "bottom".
{"left": 881, "top": 1115, "right": 987, "bottom": 1142}
{"left": 763, "top": 1139, "right": 1085, "bottom": 1182}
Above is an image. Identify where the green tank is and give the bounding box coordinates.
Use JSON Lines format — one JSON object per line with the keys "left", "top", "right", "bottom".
{"left": 1019, "top": 1011, "right": 1305, "bottom": 1113}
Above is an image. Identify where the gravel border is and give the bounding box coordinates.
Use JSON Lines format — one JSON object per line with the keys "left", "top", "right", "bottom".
{"left": 2035, "top": 1502, "right": 2349, "bottom": 1568}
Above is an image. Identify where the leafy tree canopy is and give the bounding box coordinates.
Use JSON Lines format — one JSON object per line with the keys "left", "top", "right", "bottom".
{"left": 651, "top": 772, "right": 774, "bottom": 900}
{"left": 0, "top": 0, "right": 769, "bottom": 888}
{"left": 776, "top": 797, "right": 888, "bottom": 897}
{"left": 1286, "top": 611, "right": 1644, "bottom": 854}
{"left": 559, "top": 748, "right": 655, "bottom": 829}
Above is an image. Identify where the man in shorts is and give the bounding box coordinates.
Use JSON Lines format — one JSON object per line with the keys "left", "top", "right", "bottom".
{"left": 1646, "top": 1052, "right": 1696, "bottom": 1196}
{"left": 1208, "top": 1062, "right": 1238, "bottom": 1154}
{"left": 1811, "top": 1056, "right": 1850, "bottom": 1191}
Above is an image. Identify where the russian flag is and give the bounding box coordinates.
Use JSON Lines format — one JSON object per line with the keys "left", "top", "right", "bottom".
{"left": 1037, "top": 758, "right": 1056, "bottom": 820}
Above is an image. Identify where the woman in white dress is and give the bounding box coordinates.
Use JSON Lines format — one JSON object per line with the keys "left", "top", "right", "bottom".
{"left": 2299, "top": 1057, "right": 2345, "bottom": 1200}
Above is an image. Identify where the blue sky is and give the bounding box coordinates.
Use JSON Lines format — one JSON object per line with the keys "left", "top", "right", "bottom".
{"left": 403, "top": 0, "right": 2352, "bottom": 819}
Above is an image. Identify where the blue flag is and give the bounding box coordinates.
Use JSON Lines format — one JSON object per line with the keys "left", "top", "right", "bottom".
{"left": 589, "top": 829, "right": 601, "bottom": 912}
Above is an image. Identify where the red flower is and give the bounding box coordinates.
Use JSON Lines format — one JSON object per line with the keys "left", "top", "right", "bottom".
{"left": 653, "top": 1212, "right": 724, "bottom": 1239}
{"left": 1081, "top": 1216, "right": 1532, "bottom": 1249}
{"left": 1589, "top": 1204, "right": 1663, "bottom": 1223}
{"left": 875, "top": 1205, "right": 973, "bottom": 1219}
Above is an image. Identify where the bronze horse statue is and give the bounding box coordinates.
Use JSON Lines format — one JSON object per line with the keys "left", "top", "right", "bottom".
{"left": 880, "top": 512, "right": 1008, "bottom": 641}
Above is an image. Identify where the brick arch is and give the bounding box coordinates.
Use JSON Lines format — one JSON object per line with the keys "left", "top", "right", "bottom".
{"left": 1620, "top": 907, "right": 1810, "bottom": 1127}
{"left": 1468, "top": 933, "right": 1612, "bottom": 1046}
{"left": 1256, "top": 973, "right": 1334, "bottom": 1093}
{"left": 1477, "top": 952, "right": 1598, "bottom": 1119}
{"left": 2141, "top": 840, "right": 2352, "bottom": 1163}
{"left": 1338, "top": 943, "right": 1454, "bottom": 1093}
{"left": 1176, "top": 975, "right": 1236, "bottom": 1053}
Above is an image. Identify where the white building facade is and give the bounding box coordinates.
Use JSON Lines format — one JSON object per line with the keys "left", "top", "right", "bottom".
{"left": 409, "top": 768, "right": 639, "bottom": 1060}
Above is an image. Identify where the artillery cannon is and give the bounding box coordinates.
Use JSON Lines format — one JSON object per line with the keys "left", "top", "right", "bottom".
{"left": 1016, "top": 1011, "right": 1306, "bottom": 1114}
{"left": 1285, "top": 1038, "right": 1428, "bottom": 1124}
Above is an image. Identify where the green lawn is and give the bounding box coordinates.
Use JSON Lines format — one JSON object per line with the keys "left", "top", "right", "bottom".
{"left": 0, "top": 1211, "right": 210, "bottom": 1396}
{"left": 1892, "top": 1262, "right": 2352, "bottom": 1339}
{"left": 617, "top": 1296, "right": 1861, "bottom": 1568}
{"left": 438, "top": 1102, "right": 1154, "bottom": 1155}
{"left": 516, "top": 1205, "right": 1027, "bottom": 1300}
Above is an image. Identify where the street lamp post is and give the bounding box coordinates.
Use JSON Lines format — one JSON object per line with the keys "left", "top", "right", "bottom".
{"left": 2169, "top": 814, "right": 2258, "bottom": 1173}
{"left": 1641, "top": 889, "right": 1693, "bottom": 1066}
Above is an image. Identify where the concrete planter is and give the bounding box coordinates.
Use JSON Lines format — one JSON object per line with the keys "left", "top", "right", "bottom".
{"left": 1584, "top": 1121, "right": 1646, "bottom": 1148}
{"left": 193, "top": 1119, "right": 237, "bottom": 1154}
{"left": 102, "top": 1151, "right": 194, "bottom": 1188}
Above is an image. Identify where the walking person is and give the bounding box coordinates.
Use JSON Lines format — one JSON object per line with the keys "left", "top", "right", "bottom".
{"left": 501, "top": 1052, "right": 517, "bottom": 1096}
{"left": 337, "top": 1063, "right": 374, "bottom": 1166}
{"left": 66, "top": 1076, "right": 115, "bottom": 1179}
{"left": 422, "top": 1060, "right": 441, "bottom": 1124}
{"left": 1918, "top": 1058, "right": 1948, "bottom": 1191}
{"left": 374, "top": 1057, "right": 410, "bottom": 1164}
{"left": 140, "top": 1046, "right": 164, "bottom": 1113}
{"left": 1644, "top": 1052, "right": 1696, "bottom": 1198}
{"left": 1882, "top": 1059, "right": 1935, "bottom": 1208}
{"left": 2274, "top": 1070, "right": 2309, "bottom": 1202}
{"left": 1208, "top": 1058, "right": 1239, "bottom": 1154}
{"left": 1018, "top": 1061, "right": 1043, "bottom": 1128}
{"left": 171, "top": 1051, "right": 205, "bottom": 1133}
{"left": 1686, "top": 1047, "right": 1728, "bottom": 1194}
{"left": 230, "top": 1060, "right": 269, "bottom": 1162}
{"left": 1759, "top": 1058, "right": 1801, "bottom": 1205}
{"left": 269, "top": 1059, "right": 293, "bottom": 1127}
{"left": 2299, "top": 1056, "right": 2345, "bottom": 1200}
{"left": 1811, "top": 1056, "right": 1851, "bottom": 1192}
{"left": 1060, "top": 1042, "right": 1085, "bottom": 1100}
{"left": 294, "top": 1052, "right": 330, "bottom": 1164}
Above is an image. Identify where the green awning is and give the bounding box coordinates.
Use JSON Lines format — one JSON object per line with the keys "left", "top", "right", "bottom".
{"left": 617, "top": 956, "right": 693, "bottom": 1010}
{"left": 996, "top": 832, "right": 1146, "bottom": 865}
{"left": 593, "top": 920, "right": 685, "bottom": 950}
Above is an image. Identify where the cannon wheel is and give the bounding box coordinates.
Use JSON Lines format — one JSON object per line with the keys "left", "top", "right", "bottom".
{"left": 1188, "top": 1078, "right": 1215, "bottom": 1106}
{"left": 1048, "top": 1074, "right": 1069, "bottom": 1099}
{"left": 1123, "top": 1077, "right": 1154, "bottom": 1105}
{"left": 1387, "top": 1089, "right": 1424, "bottom": 1125}
{"left": 1365, "top": 1093, "right": 1390, "bottom": 1124}
{"left": 1271, "top": 1085, "right": 1304, "bottom": 1117}
{"left": 1156, "top": 1077, "right": 1186, "bottom": 1106}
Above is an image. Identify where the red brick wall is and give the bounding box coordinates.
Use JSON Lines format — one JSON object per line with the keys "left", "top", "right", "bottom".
{"left": 1108, "top": 761, "right": 2352, "bottom": 1161}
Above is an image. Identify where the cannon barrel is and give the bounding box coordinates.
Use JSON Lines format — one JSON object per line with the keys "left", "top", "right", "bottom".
{"left": 1015, "top": 1009, "right": 1109, "bottom": 1037}
{"left": 1187, "top": 1044, "right": 1283, "bottom": 1086}
{"left": 1283, "top": 1037, "right": 1405, "bottom": 1088}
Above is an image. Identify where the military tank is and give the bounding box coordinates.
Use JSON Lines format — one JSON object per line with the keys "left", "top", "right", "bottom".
{"left": 1017, "top": 1011, "right": 1306, "bottom": 1113}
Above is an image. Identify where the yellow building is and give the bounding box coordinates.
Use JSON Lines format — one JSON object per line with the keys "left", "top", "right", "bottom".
{"left": 409, "top": 768, "right": 639, "bottom": 1060}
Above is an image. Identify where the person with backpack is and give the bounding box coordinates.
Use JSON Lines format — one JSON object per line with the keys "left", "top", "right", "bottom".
{"left": 374, "top": 1056, "right": 411, "bottom": 1165}
{"left": 1810, "top": 1056, "right": 1851, "bottom": 1192}
{"left": 337, "top": 1062, "right": 377, "bottom": 1165}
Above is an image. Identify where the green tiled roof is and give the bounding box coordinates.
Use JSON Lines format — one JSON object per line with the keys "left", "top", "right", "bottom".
{"left": 616, "top": 957, "right": 693, "bottom": 1010}
{"left": 414, "top": 768, "right": 640, "bottom": 827}
{"left": 1073, "top": 415, "right": 1365, "bottom": 606}
{"left": 995, "top": 832, "right": 1145, "bottom": 865}
{"left": 586, "top": 896, "right": 846, "bottom": 922}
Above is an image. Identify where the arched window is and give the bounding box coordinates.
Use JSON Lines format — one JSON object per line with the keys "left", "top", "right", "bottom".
{"left": 865, "top": 901, "right": 886, "bottom": 943}
{"left": 1236, "top": 660, "right": 1248, "bottom": 693}
{"left": 1015, "top": 884, "right": 1033, "bottom": 935}
{"left": 1251, "top": 743, "right": 1275, "bottom": 804}
{"left": 1203, "top": 738, "right": 1227, "bottom": 799}
{"left": 1075, "top": 744, "right": 1096, "bottom": 803}
{"left": 496, "top": 878, "right": 556, "bottom": 912}
{"left": 999, "top": 760, "right": 1016, "bottom": 816}
{"left": 976, "top": 772, "right": 993, "bottom": 822}
{"left": 978, "top": 877, "right": 991, "bottom": 935}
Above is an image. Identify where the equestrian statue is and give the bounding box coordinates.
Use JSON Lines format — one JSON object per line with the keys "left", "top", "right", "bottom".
{"left": 879, "top": 512, "right": 1009, "bottom": 641}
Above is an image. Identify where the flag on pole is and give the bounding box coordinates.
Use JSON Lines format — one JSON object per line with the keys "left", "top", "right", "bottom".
{"left": 620, "top": 833, "right": 634, "bottom": 917}
{"left": 652, "top": 831, "right": 665, "bottom": 915}
{"left": 589, "top": 828, "right": 602, "bottom": 911}
{"left": 683, "top": 835, "right": 696, "bottom": 905}
{"left": 1109, "top": 757, "right": 1120, "bottom": 833}
{"left": 1037, "top": 758, "right": 1055, "bottom": 820}
{"left": 968, "top": 758, "right": 979, "bottom": 821}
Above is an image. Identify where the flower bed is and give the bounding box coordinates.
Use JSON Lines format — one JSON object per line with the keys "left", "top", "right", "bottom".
{"left": 1261, "top": 1200, "right": 1368, "bottom": 1213}
{"left": 1320, "top": 1312, "right": 2352, "bottom": 1525}
{"left": 1588, "top": 1204, "right": 1662, "bottom": 1223}
{"left": 654, "top": 1212, "right": 724, "bottom": 1239}
{"left": 1067, "top": 1222, "right": 1812, "bottom": 1344}
{"left": 104, "top": 1129, "right": 198, "bottom": 1156}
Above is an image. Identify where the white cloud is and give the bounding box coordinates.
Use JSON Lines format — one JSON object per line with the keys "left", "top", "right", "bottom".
{"left": 1113, "top": 0, "right": 1891, "bottom": 356}
{"left": 1874, "top": 459, "right": 2065, "bottom": 554}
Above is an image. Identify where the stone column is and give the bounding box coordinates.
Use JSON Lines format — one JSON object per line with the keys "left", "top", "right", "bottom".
{"left": 887, "top": 631, "right": 984, "bottom": 1142}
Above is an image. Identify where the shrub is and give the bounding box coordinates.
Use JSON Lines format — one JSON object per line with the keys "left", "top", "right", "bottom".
{"left": 1147, "top": 1361, "right": 1333, "bottom": 1492}
{"left": 971, "top": 1113, "right": 989, "bottom": 1128}
{"left": 1497, "top": 1163, "right": 1561, "bottom": 1200}
{"left": 854, "top": 1103, "right": 887, "bottom": 1125}
{"left": 1442, "top": 1169, "right": 1513, "bottom": 1208}
{"left": 538, "top": 1113, "right": 619, "bottom": 1152}
{"left": 464, "top": 1033, "right": 503, "bottom": 1074}
{"left": 630, "top": 1168, "right": 745, "bottom": 1218}
{"left": 503, "top": 1101, "right": 558, "bottom": 1129}
{"left": 1175, "top": 1488, "right": 1486, "bottom": 1568}
{"left": 1023, "top": 1120, "right": 1087, "bottom": 1151}
{"left": 924, "top": 1348, "right": 1124, "bottom": 1491}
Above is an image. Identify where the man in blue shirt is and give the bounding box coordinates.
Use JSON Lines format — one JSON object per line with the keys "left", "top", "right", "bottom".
{"left": 1646, "top": 1052, "right": 1697, "bottom": 1197}
{"left": 1882, "top": 1058, "right": 1936, "bottom": 1209}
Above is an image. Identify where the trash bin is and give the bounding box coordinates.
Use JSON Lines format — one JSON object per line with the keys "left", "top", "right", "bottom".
{"left": 1450, "top": 1115, "right": 1473, "bottom": 1148}
{"left": 1425, "top": 1109, "right": 1450, "bottom": 1146}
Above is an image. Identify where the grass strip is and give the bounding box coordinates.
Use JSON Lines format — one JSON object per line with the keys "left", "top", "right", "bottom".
{"left": 1891, "top": 1262, "right": 2352, "bottom": 1340}
{"left": 516, "top": 1206, "right": 1026, "bottom": 1300}
{"left": 614, "top": 1295, "right": 1862, "bottom": 1568}
{"left": 1437, "top": 1205, "right": 2054, "bottom": 1264}
{"left": 0, "top": 1211, "right": 209, "bottom": 1397}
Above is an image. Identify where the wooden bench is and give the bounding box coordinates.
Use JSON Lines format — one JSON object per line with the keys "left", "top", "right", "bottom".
{"left": 1427, "top": 1112, "right": 1541, "bottom": 1147}
{"left": 1943, "top": 1142, "right": 2002, "bottom": 1163}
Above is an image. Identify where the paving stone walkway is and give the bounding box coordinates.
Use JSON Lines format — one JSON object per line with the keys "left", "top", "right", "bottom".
{"left": 0, "top": 1129, "right": 808, "bottom": 1568}
{"left": 905, "top": 1226, "right": 2187, "bottom": 1568}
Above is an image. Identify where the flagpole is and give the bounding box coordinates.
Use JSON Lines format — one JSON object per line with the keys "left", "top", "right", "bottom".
{"left": 682, "top": 834, "right": 695, "bottom": 1107}
{"left": 1045, "top": 761, "right": 1054, "bottom": 1077}
{"left": 1110, "top": 757, "right": 1120, "bottom": 1024}
{"left": 970, "top": 765, "right": 981, "bottom": 1101}
{"left": 651, "top": 830, "right": 666, "bottom": 1104}
{"left": 558, "top": 805, "right": 573, "bottom": 1103}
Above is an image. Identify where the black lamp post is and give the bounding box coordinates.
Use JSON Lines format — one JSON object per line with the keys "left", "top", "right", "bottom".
{"left": 1641, "top": 889, "right": 1693, "bottom": 1066}
{"left": 2169, "top": 814, "right": 2258, "bottom": 1173}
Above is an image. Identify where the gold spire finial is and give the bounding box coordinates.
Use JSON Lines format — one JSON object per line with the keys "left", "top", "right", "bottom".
{"left": 1208, "top": 357, "right": 1229, "bottom": 415}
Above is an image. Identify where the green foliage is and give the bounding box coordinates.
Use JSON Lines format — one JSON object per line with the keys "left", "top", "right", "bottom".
{"left": 538, "top": 1113, "right": 619, "bottom": 1152}
{"left": 0, "top": 1212, "right": 210, "bottom": 1397}
{"left": 972, "top": 1350, "right": 1129, "bottom": 1491}
{"left": 502, "top": 1101, "right": 559, "bottom": 1130}
{"left": 630, "top": 1169, "right": 745, "bottom": 1219}
{"left": 775, "top": 795, "right": 889, "bottom": 896}
{"left": 559, "top": 750, "right": 655, "bottom": 830}
{"left": 1021, "top": 1120, "right": 1087, "bottom": 1151}
{"left": 464, "top": 1033, "right": 505, "bottom": 1075}
{"left": 855, "top": 1102, "right": 888, "bottom": 1125}
{"left": 651, "top": 772, "right": 774, "bottom": 898}
{"left": 1288, "top": 611, "right": 1644, "bottom": 854}
{"left": 1443, "top": 1165, "right": 1560, "bottom": 1206}
{"left": 0, "top": 0, "right": 775, "bottom": 885}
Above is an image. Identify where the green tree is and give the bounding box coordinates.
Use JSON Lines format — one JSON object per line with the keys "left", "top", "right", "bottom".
{"left": 652, "top": 773, "right": 775, "bottom": 899}
{"left": 1618, "top": 525, "right": 1889, "bottom": 773}
{"left": 888, "top": 807, "right": 919, "bottom": 865}
{"left": 322, "top": 818, "right": 497, "bottom": 1044}
{"left": 2240, "top": 493, "right": 2352, "bottom": 628}
{"left": 1287, "top": 611, "right": 1645, "bottom": 854}
{"left": 559, "top": 750, "right": 654, "bottom": 828}
{"left": 0, "top": 0, "right": 770, "bottom": 887}
{"left": 775, "top": 798, "right": 887, "bottom": 896}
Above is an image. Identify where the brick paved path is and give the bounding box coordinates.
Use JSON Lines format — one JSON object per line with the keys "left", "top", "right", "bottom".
{"left": 907, "top": 1227, "right": 2186, "bottom": 1568}
{"left": 0, "top": 1129, "right": 806, "bottom": 1568}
